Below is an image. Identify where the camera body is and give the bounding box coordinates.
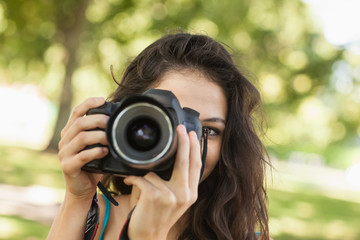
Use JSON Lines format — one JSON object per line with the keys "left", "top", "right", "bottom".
{"left": 82, "top": 89, "right": 202, "bottom": 180}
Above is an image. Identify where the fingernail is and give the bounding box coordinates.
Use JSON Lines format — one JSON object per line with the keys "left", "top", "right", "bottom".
{"left": 102, "top": 147, "right": 109, "bottom": 154}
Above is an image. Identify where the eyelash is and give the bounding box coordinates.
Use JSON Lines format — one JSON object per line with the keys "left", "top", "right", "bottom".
{"left": 202, "top": 127, "right": 220, "bottom": 137}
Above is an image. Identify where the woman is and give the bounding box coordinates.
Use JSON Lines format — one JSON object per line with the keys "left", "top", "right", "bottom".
{"left": 47, "top": 32, "right": 270, "bottom": 239}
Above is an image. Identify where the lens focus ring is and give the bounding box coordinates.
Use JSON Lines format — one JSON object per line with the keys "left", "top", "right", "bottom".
{"left": 111, "top": 102, "right": 174, "bottom": 168}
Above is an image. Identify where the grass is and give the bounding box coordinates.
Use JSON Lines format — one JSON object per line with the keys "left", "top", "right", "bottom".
{"left": 1, "top": 145, "right": 360, "bottom": 239}
{"left": 268, "top": 189, "right": 360, "bottom": 239}
{"left": 0, "top": 146, "right": 64, "bottom": 188}
{"left": 0, "top": 216, "right": 49, "bottom": 240}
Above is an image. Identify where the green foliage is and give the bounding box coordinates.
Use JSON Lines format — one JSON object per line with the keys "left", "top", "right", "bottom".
{"left": 0, "top": 0, "right": 359, "bottom": 163}
{"left": 0, "top": 146, "right": 64, "bottom": 188}
{"left": 1, "top": 147, "right": 360, "bottom": 239}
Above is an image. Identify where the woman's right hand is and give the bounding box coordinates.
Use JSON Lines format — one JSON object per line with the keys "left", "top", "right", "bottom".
{"left": 58, "top": 97, "right": 109, "bottom": 200}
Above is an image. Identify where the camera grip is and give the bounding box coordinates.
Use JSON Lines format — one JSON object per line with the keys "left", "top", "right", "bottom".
{"left": 82, "top": 102, "right": 115, "bottom": 173}
{"left": 87, "top": 101, "right": 115, "bottom": 116}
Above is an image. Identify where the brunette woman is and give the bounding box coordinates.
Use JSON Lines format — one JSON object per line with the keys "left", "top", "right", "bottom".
{"left": 47, "top": 32, "right": 270, "bottom": 240}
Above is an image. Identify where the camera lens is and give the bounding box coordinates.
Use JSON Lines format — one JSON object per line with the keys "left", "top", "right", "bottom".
{"left": 127, "top": 117, "right": 160, "bottom": 151}
{"left": 111, "top": 101, "right": 175, "bottom": 167}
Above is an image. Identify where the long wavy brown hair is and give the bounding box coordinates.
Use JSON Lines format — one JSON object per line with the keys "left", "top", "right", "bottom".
{"left": 102, "top": 32, "right": 270, "bottom": 239}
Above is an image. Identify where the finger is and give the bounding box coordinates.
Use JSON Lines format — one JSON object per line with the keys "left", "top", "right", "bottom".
{"left": 170, "top": 125, "right": 190, "bottom": 183}
{"left": 143, "top": 172, "right": 170, "bottom": 191}
{"left": 59, "top": 114, "right": 109, "bottom": 149}
{"left": 124, "top": 176, "right": 159, "bottom": 199}
{"left": 61, "top": 147, "right": 108, "bottom": 176}
{"left": 188, "top": 131, "right": 202, "bottom": 190}
{"left": 66, "top": 130, "right": 108, "bottom": 156}
{"left": 61, "top": 97, "right": 105, "bottom": 138}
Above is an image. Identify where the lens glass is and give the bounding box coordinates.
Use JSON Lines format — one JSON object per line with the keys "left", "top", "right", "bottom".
{"left": 127, "top": 117, "right": 161, "bottom": 151}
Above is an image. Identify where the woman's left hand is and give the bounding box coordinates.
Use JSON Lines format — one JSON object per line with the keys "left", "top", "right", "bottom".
{"left": 123, "top": 124, "right": 202, "bottom": 240}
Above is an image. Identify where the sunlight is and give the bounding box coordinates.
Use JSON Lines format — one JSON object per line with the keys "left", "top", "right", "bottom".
{"left": 278, "top": 48, "right": 308, "bottom": 70}
{"left": 0, "top": 217, "right": 19, "bottom": 239}
{"left": 292, "top": 74, "right": 312, "bottom": 93}
{"left": 304, "top": 0, "right": 360, "bottom": 48}
{"left": 98, "top": 38, "right": 123, "bottom": 68}
{"left": 345, "top": 162, "right": 360, "bottom": 188}
{"left": 86, "top": 0, "right": 110, "bottom": 23}
{"left": 0, "top": 84, "right": 54, "bottom": 149}
{"left": 259, "top": 73, "right": 284, "bottom": 103}
{"left": 25, "top": 185, "right": 61, "bottom": 205}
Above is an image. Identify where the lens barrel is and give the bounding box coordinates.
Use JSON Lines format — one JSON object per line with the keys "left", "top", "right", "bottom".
{"left": 111, "top": 102, "right": 175, "bottom": 168}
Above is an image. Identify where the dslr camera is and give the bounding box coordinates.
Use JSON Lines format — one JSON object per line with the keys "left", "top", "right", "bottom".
{"left": 82, "top": 89, "right": 203, "bottom": 180}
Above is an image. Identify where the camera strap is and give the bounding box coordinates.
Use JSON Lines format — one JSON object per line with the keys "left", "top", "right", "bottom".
{"left": 97, "top": 181, "right": 119, "bottom": 206}
{"left": 117, "top": 128, "right": 209, "bottom": 238}
{"left": 200, "top": 127, "right": 209, "bottom": 180}
{"left": 85, "top": 128, "right": 209, "bottom": 239}
{"left": 84, "top": 182, "right": 118, "bottom": 240}
{"left": 84, "top": 193, "right": 100, "bottom": 240}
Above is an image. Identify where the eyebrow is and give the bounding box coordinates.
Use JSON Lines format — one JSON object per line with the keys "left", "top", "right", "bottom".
{"left": 202, "top": 117, "right": 226, "bottom": 124}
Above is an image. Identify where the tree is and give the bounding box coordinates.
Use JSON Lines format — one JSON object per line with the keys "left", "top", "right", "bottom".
{"left": 46, "top": 0, "right": 91, "bottom": 150}
{"left": 1, "top": 0, "right": 357, "bottom": 167}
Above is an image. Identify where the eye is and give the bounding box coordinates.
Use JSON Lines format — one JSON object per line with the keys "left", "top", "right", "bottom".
{"left": 202, "top": 127, "right": 220, "bottom": 137}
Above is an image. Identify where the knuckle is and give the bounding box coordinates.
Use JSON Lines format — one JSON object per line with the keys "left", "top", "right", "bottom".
{"left": 189, "top": 192, "right": 198, "bottom": 204}
{"left": 60, "top": 159, "right": 71, "bottom": 173}
{"left": 72, "top": 104, "right": 82, "bottom": 116}
{"left": 60, "top": 128, "right": 66, "bottom": 138}
{"left": 76, "top": 151, "right": 88, "bottom": 163}
{"left": 177, "top": 191, "right": 196, "bottom": 206}
{"left": 77, "top": 131, "right": 88, "bottom": 143}
{"left": 58, "top": 149, "right": 64, "bottom": 160}
{"left": 58, "top": 140, "right": 63, "bottom": 150}
{"left": 163, "top": 192, "right": 176, "bottom": 206}
{"left": 73, "top": 117, "right": 84, "bottom": 130}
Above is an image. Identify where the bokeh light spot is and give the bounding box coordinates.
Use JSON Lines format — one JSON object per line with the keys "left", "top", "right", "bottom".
{"left": 260, "top": 74, "right": 284, "bottom": 102}
{"left": 86, "top": 0, "right": 110, "bottom": 23}
{"left": 279, "top": 49, "right": 309, "bottom": 70}
{"left": 188, "top": 18, "right": 219, "bottom": 37}
{"left": 233, "top": 31, "right": 252, "bottom": 51}
{"left": 330, "top": 122, "right": 346, "bottom": 142}
{"left": 292, "top": 74, "right": 312, "bottom": 93}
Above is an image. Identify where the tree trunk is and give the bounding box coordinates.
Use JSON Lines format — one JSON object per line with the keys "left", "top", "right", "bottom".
{"left": 45, "top": 0, "right": 90, "bottom": 151}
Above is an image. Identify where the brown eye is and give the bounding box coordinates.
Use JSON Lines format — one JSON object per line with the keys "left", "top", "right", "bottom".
{"left": 202, "top": 127, "right": 219, "bottom": 137}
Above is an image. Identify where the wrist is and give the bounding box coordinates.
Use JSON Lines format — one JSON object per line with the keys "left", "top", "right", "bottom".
{"left": 64, "top": 191, "right": 95, "bottom": 209}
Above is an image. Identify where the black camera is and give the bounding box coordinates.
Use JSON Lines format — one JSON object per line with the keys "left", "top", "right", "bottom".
{"left": 82, "top": 89, "right": 203, "bottom": 180}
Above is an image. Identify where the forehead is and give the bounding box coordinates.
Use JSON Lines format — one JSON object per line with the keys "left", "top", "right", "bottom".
{"left": 153, "top": 70, "right": 227, "bottom": 121}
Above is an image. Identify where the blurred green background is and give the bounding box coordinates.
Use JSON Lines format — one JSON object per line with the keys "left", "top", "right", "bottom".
{"left": 0, "top": 0, "right": 359, "bottom": 239}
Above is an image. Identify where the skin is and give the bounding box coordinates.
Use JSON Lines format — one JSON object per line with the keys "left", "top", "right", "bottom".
{"left": 153, "top": 70, "right": 227, "bottom": 181}
{"left": 47, "top": 69, "right": 227, "bottom": 240}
